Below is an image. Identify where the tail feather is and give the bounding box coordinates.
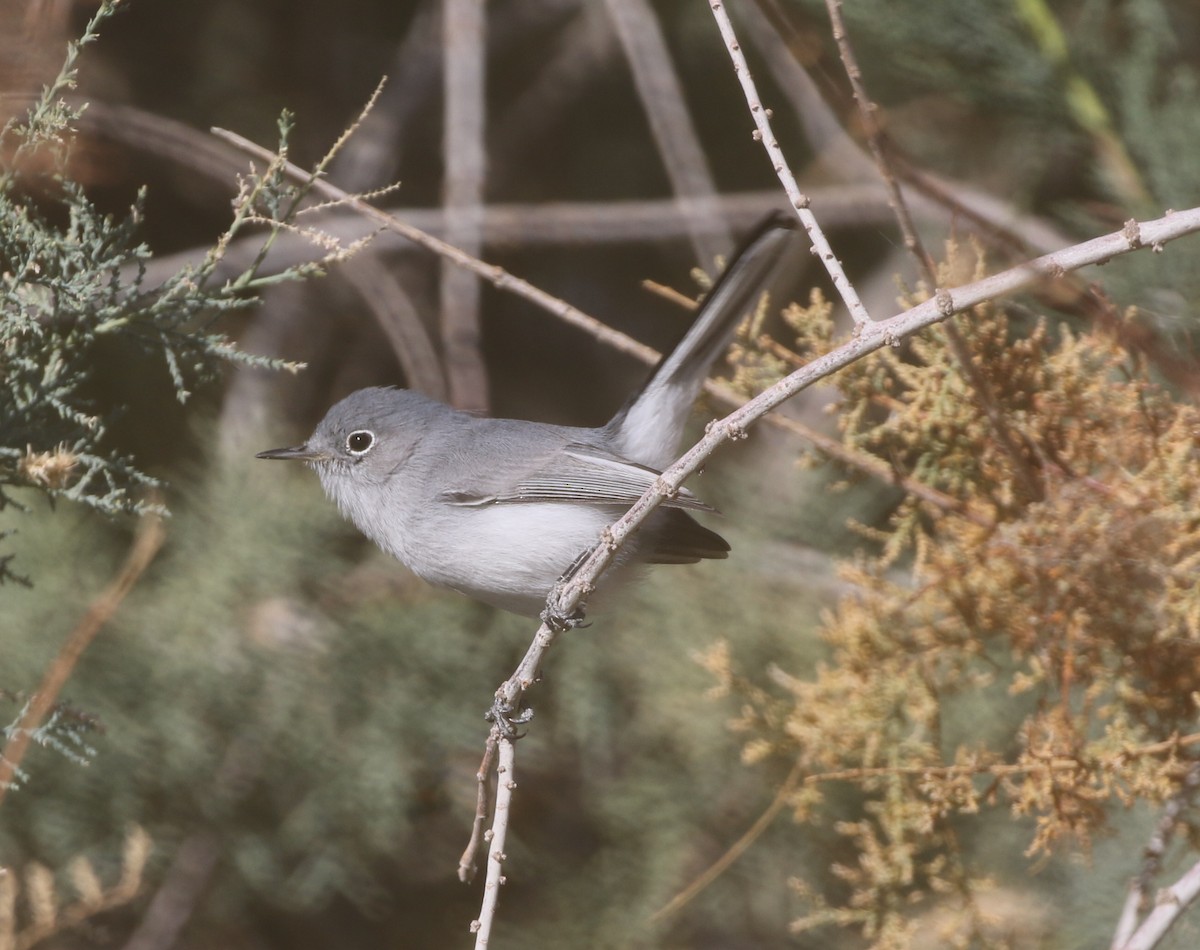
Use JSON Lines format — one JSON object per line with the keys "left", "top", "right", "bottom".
{"left": 607, "top": 212, "right": 799, "bottom": 469}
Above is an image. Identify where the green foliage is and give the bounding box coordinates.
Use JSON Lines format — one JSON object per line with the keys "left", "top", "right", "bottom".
{"left": 0, "top": 695, "right": 100, "bottom": 794}
{"left": 709, "top": 241, "right": 1200, "bottom": 947}
{"left": 0, "top": 457, "right": 830, "bottom": 947}
{"left": 0, "top": 0, "right": 322, "bottom": 584}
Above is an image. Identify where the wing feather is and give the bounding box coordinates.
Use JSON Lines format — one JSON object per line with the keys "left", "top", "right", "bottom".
{"left": 440, "top": 444, "right": 713, "bottom": 511}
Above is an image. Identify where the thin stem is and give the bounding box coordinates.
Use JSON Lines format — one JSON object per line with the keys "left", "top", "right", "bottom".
{"left": 458, "top": 733, "right": 498, "bottom": 883}
{"left": 470, "top": 734, "right": 515, "bottom": 949}
{"left": 0, "top": 509, "right": 165, "bottom": 807}
{"left": 211, "top": 126, "right": 666, "bottom": 371}
{"left": 651, "top": 760, "right": 803, "bottom": 922}
{"left": 822, "top": 0, "right": 1044, "bottom": 504}
{"left": 490, "top": 203, "right": 1200, "bottom": 781}
{"left": 823, "top": 0, "right": 937, "bottom": 282}
{"left": 707, "top": 1, "right": 873, "bottom": 325}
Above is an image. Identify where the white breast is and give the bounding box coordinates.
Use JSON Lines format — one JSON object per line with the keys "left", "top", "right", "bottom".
{"left": 414, "top": 502, "right": 623, "bottom": 615}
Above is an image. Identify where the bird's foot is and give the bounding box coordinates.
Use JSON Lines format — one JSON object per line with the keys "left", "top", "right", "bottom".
{"left": 540, "top": 603, "right": 589, "bottom": 632}
{"left": 486, "top": 697, "right": 534, "bottom": 739}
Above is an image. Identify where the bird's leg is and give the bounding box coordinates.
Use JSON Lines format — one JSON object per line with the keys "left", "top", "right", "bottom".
{"left": 486, "top": 694, "right": 534, "bottom": 739}
{"left": 557, "top": 547, "right": 592, "bottom": 584}
{"left": 540, "top": 602, "right": 588, "bottom": 631}
{"left": 540, "top": 548, "right": 593, "bottom": 631}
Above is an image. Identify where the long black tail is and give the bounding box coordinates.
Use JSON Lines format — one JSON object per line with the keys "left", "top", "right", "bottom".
{"left": 606, "top": 212, "right": 799, "bottom": 469}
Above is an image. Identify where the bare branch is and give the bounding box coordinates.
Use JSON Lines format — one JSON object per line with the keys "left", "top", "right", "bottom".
{"left": 538, "top": 212, "right": 1200, "bottom": 665}
{"left": 651, "top": 760, "right": 803, "bottom": 922}
{"left": 1119, "top": 858, "right": 1200, "bottom": 950}
{"left": 458, "top": 733, "right": 498, "bottom": 883}
{"left": 823, "top": 0, "right": 935, "bottom": 281}
{"left": 211, "top": 127, "right": 667, "bottom": 369}
{"left": 739, "top": 1, "right": 874, "bottom": 180}
{"left": 471, "top": 206, "right": 1200, "bottom": 940}
{"left": 707, "top": 1, "right": 872, "bottom": 325}
{"left": 469, "top": 735, "right": 515, "bottom": 949}
{"left": 1113, "top": 761, "right": 1200, "bottom": 949}
{"left": 131, "top": 188, "right": 883, "bottom": 290}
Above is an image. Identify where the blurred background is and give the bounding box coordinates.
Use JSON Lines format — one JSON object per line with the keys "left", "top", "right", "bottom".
{"left": 3, "top": 0, "right": 1200, "bottom": 947}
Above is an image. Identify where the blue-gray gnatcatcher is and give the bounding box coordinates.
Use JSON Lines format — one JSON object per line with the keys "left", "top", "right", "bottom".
{"left": 258, "top": 215, "right": 798, "bottom": 616}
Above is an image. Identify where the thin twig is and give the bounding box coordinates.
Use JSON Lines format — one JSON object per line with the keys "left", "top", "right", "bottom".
{"left": 516, "top": 206, "right": 1200, "bottom": 704}
{"left": 211, "top": 126, "right": 667, "bottom": 371}
{"left": 130, "top": 187, "right": 886, "bottom": 290}
{"left": 458, "top": 732, "right": 499, "bottom": 883}
{"left": 470, "top": 734, "right": 515, "bottom": 949}
{"left": 823, "top": 0, "right": 935, "bottom": 280}
{"left": 604, "top": 0, "right": 732, "bottom": 264}
{"left": 707, "top": 1, "right": 872, "bottom": 326}
{"left": 823, "top": 0, "right": 1045, "bottom": 505}
{"left": 472, "top": 205, "right": 1200, "bottom": 938}
{"left": 0, "top": 509, "right": 166, "bottom": 807}
{"left": 740, "top": 0, "right": 874, "bottom": 180}
{"left": 651, "top": 760, "right": 803, "bottom": 922}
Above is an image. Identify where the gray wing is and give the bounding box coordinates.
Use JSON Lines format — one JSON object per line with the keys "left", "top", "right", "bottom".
{"left": 439, "top": 443, "right": 714, "bottom": 511}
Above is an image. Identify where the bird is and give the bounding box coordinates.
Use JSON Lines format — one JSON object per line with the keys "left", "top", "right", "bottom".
{"left": 257, "top": 215, "right": 797, "bottom": 618}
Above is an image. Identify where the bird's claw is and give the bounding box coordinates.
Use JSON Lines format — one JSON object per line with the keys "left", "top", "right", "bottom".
{"left": 486, "top": 698, "right": 534, "bottom": 739}
{"left": 540, "top": 604, "right": 589, "bottom": 632}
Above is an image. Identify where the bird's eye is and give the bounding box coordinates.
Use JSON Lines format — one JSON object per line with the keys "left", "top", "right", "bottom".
{"left": 346, "top": 430, "right": 375, "bottom": 455}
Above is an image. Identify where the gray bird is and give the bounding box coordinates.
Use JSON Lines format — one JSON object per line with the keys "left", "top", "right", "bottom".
{"left": 258, "top": 215, "right": 797, "bottom": 617}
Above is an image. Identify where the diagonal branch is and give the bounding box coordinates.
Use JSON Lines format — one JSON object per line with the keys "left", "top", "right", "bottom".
{"left": 1117, "top": 857, "right": 1200, "bottom": 950}
{"left": 650, "top": 759, "right": 803, "bottom": 922}
{"left": 0, "top": 509, "right": 165, "bottom": 807}
{"left": 1112, "top": 761, "right": 1200, "bottom": 949}
{"left": 211, "top": 127, "right": 666, "bottom": 371}
{"left": 822, "top": 0, "right": 1045, "bottom": 505}
{"left": 471, "top": 203, "right": 1200, "bottom": 943}
{"left": 707, "top": 0, "right": 872, "bottom": 325}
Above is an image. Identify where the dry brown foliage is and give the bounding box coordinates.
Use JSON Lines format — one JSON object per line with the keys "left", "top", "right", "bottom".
{"left": 704, "top": 241, "right": 1200, "bottom": 947}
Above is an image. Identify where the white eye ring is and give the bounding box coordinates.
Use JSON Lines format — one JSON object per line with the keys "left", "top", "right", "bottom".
{"left": 346, "top": 429, "right": 376, "bottom": 456}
